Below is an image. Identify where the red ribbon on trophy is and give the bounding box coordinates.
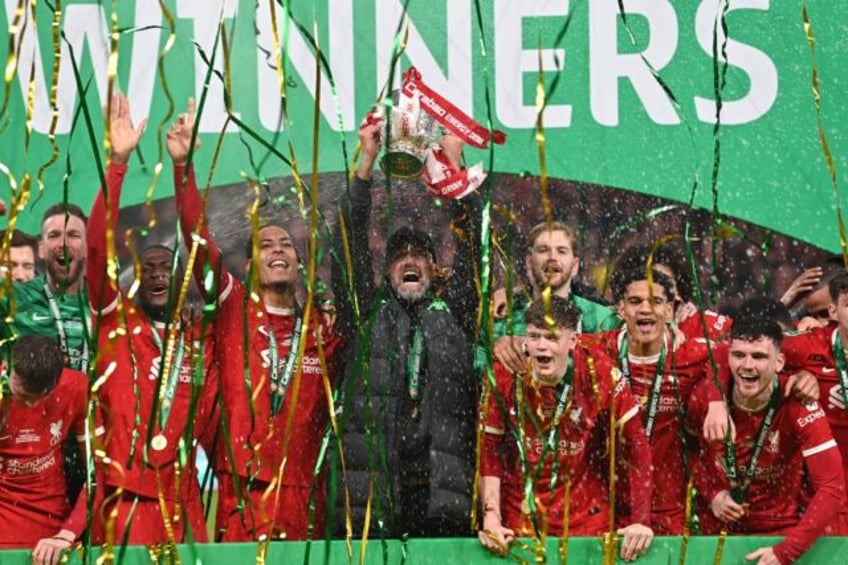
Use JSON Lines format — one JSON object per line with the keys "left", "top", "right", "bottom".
{"left": 422, "top": 145, "right": 486, "bottom": 200}
{"left": 400, "top": 67, "right": 506, "bottom": 149}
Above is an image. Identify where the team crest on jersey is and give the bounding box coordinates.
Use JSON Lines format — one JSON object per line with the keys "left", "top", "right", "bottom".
{"left": 765, "top": 430, "right": 780, "bottom": 453}
{"left": 49, "top": 420, "right": 63, "bottom": 446}
{"left": 569, "top": 406, "right": 583, "bottom": 427}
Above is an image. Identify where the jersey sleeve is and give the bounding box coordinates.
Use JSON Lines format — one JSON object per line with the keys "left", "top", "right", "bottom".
{"left": 595, "top": 348, "right": 652, "bottom": 525}
{"left": 173, "top": 164, "right": 234, "bottom": 304}
{"left": 480, "top": 363, "right": 514, "bottom": 478}
{"left": 86, "top": 162, "right": 127, "bottom": 314}
{"left": 774, "top": 401, "right": 845, "bottom": 564}
{"left": 63, "top": 372, "right": 104, "bottom": 538}
{"left": 687, "top": 380, "right": 730, "bottom": 507}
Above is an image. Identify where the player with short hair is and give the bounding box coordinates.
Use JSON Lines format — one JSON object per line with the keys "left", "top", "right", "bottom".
{"left": 479, "top": 296, "right": 653, "bottom": 562}
{"left": 0, "top": 335, "right": 96, "bottom": 563}
{"left": 170, "top": 98, "right": 342, "bottom": 542}
{"left": 599, "top": 265, "right": 727, "bottom": 534}
{"left": 688, "top": 318, "right": 844, "bottom": 564}
{"left": 488, "top": 220, "right": 619, "bottom": 373}
{"left": 777, "top": 271, "right": 848, "bottom": 534}
{"left": 87, "top": 94, "right": 218, "bottom": 544}
{"left": 0, "top": 228, "right": 38, "bottom": 282}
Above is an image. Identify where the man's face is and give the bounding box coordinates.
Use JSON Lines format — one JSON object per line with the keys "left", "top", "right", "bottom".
{"left": 525, "top": 322, "right": 578, "bottom": 385}
{"left": 728, "top": 337, "right": 784, "bottom": 401}
{"left": 618, "top": 280, "right": 673, "bottom": 349}
{"left": 829, "top": 292, "right": 848, "bottom": 334}
{"left": 389, "top": 248, "right": 433, "bottom": 301}
{"left": 526, "top": 230, "right": 579, "bottom": 295}
{"left": 804, "top": 285, "right": 832, "bottom": 328}
{"left": 139, "top": 248, "right": 175, "bottom": 317}
{"left": 255, "top": 225, "right": 298, "bottom": 288}
{"left": 39, "top": 214, "right": 86, "bottom": 288}
{"left": 7, "top": 246, "right": 36, "bottom": 282}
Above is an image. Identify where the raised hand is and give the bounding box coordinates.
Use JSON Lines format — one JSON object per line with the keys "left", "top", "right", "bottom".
{"left": 109, "top": 93, "right": 147, "bottom": 165}
{"left": 167, "top": 97, "right": 199, "bottom": 166}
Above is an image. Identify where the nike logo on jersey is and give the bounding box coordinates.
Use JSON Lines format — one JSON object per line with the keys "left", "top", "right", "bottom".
{"left": 32, "top": 313, "right": 52, "bottom": 322}
{"left": 822, "top": 367, "right": 837, "bottom": 374}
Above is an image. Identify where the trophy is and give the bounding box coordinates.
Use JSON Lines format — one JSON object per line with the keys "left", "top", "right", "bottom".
{"left": 367, "top": 67, "right": 507, "bottom": 189}
{"left": 378, "top": 89, "right": 441, "bottom": 180}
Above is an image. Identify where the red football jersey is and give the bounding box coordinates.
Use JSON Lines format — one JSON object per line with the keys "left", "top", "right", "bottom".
{"left": 689, "top": 377, "right": 844, "bottom": 564}
{"left": 782, "top": 326, "right": 848, "bottom": 531}
{"left": 481, "top": 340, "right": 649, "bottom": 536}
{"left": 88, "top": 162, "right": 218, "bottom": 502}
{"left": 0, "top": 368, "right": 90, "bottom": 547}
{"left": 174, "top": 164, "right": 343, "bottom": 488}
{"left": 677, "top": 308, "right": 732, "bottom": 342}
{"left": 212, "top": 284, "right": 342, "bottom": 487}
{"left": 600, "top": 328, "right": 711, "bottom": 534}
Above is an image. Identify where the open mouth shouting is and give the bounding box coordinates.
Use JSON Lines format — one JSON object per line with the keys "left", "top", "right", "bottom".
{"left": 401, "top": 267, "right": 421, "bottom": 285}
{"left": 534, "top": 354, "right": 554, "bottom": 371}
{"left": 735, "top": 371, "right": 762, "bottom": 388}
{"left": 149, "top": 282, "right": 169, "bottom": 298}
{"left": 635, "top": 317, "right": 659, "bottom": 335}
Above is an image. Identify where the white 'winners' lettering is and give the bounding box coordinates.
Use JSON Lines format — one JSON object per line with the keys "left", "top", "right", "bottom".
{"left": 4, "top": 0, "right": 778, "bottom": 134}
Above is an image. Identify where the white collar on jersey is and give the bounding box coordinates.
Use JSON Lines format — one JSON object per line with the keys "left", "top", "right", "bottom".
{"left": 264, "top": 303, "right": 296, "bottom": 316}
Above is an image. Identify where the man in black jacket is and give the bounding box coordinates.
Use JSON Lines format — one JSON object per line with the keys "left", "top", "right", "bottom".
{"left": 331, "top": 125, "right": 480, "bottom": 538}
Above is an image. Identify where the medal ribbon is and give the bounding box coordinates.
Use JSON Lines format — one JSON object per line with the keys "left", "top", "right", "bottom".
{"left": 618, "top": 332, "right": 667, "bottom": 438}
{"left": 830, "top": 329, "right": 848, "bottom": 409}
{"left": 44, "top": 281, "right": 90, "bottom": 372}
{"left": 149, "top": 325, "right": 186, "bottom": 429}
{"left": 268, "top": 312, "right": 303, "bottom": 415}
{"left": 407, "top": 326, "right": 423, "bottom": 402}
{"left": 725, "top": 379, "right": 780, "bottom": 503}
{"left": 514, "top": 360, "right": 574, "bottom": 529}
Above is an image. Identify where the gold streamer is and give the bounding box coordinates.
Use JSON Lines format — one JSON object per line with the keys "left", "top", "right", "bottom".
{"left": 680, "top": 476, "right": 695, "bottom": 565}
{"left": 0, "top": 0, "right": 26, "bottom": 119}
{"left": 154, "top": 470, "right": 179, "bottom": 554}
{"left": 713, "top": 529, "right": 728, "bottom": 565}
{"left": 34, "top": 0, "right": 62, "bottom": 192}
{"left": 142, "top": 0, "right": 179, "bottom": 230}
{"left": 801, "top": 1, "right": 848, "bottom": 266}
{"left": 534, "top": 47, "right": 552, "bottom": 226}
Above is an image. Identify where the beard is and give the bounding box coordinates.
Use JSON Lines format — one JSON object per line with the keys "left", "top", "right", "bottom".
{"left": 46, "top": 257, "right": 83, "bottom": 291}
{"left": 393, "top": 278, "right": 432, "bottom": 302}
{"left": 532, "top": 266, "right": 569, "bottom": 293}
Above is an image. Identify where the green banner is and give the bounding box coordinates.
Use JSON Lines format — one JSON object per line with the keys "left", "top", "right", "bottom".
{"left": 2, "top": 537, "right": 848, "bottom": 564}
{"left": 1, "top": 0, "right": 846, "bottom": 250}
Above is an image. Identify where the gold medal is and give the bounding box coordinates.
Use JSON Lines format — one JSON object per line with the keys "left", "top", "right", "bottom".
{"left": 520, "top": 497, "right": 531, "bottom": 515}
{"left": 151, "top": 434, "right": 168, "bottom": 451}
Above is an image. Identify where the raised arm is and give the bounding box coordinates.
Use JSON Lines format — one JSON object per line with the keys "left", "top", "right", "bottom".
{"left": 440, "top": 134, "right": 482, "bottom": 339}
{"left": 332, "top": 123, "right": 379, "bottom": 340}
{"left": 168, "top": 98, "right": 231, "bottom": 302}
{"left": 87, "top": 93, "right": 146, "bottom": 313}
